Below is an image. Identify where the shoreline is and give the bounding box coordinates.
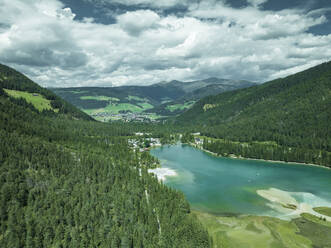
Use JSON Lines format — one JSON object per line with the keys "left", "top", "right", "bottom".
{"left": 189, "top": 143, "right": 331, "bottom": 170}
{"left": 150, "top": 144, "right": 331, "bottom": 222}
{"left": 148, "top": 167, "right": 177, "bottom": 181}
{"left": 256, "top": 187, "right": 331, "bottom": 221}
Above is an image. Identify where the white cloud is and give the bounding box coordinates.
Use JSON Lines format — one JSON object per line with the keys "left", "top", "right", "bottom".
{"left": 117, "top": 10, "right": 160, "bottom": 36}
{"left": 84, "top": 0, "right": 190, "bottom": 8}
{"left": 156, "top": 32, "right": 199, "bottom": 57}
{"left": 0, "top": 0, "right": 330, "bottom": 87}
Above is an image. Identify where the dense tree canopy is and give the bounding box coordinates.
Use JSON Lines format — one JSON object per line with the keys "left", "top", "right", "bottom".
{"left": 0, "top": 65, "right": 211, "bottom": 247}
{"left": 177, "top": 61, "right": 331, "bottom": 167}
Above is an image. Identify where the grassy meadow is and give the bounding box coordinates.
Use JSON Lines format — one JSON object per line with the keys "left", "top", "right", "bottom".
{"left": 4, "top": 89, "right": 58, "bottom": 112}
{"left": 166, "top": 101, "right": 196, "bottom": 112}
{"left": 193, "top": 208, "right": 331, "bottom": 248}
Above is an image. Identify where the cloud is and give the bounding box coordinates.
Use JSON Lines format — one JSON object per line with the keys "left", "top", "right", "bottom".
{"left": 247, "top": 0, "right": 268, "bottom": 8}
{"left": 83, "top": 0, "right": 191, "bottom": 9}
{"left": 117, "top": 10, "right": 160, "bottom": 36}
{"left": 0, "top": 0, "right": 330, "bottom": 88}
{"left": 0, "top": 0, "right": 87, "bottom": 69}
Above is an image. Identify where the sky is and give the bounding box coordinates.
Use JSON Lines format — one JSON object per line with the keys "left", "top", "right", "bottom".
{"left": 0, "top": 0, "right": 330, "bottom": 87}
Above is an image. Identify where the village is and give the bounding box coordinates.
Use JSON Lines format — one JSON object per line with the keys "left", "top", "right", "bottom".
{"left": 128, "top": 132, "right": 204, "bottom": 152}
{"left": 128, "top": 134, "right": 162, "bottom": 152}
{"left": 91, "top": 111, "right": 160, "bottom": 123}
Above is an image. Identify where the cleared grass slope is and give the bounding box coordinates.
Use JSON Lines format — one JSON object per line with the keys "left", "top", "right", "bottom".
{"left": 4, "top": 89, "right": 58, "bottom": 112}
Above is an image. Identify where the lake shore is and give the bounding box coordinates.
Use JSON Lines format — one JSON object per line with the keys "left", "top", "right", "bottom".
{"left": 148, "top": 167, "right": 177, "bottom": 181}
{"left": 151, "top": 144, "right": 331, "bottom": 248}
{"left": 190, "top": 143, "right": 331, "bottom": 170}
{"left": 193, "top": 208, "right": 331, "bottom": 248}
{"left": 257, "top": 188, "right": 331, "bottom": 221}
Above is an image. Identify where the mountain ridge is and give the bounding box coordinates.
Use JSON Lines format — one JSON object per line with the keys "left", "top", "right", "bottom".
{"left": 51, "top": 77, "right": 256, "bottom": 121}
{"left": 177, "top": 61, "right": 331, "bottom": 167}
{"left": 0, "top": 63, "right": 92, "bottom": 121}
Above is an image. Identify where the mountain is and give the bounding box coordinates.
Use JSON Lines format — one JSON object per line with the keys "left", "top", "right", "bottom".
{"left": 0, "top": 63, "right": 92, "bottom": 121}
{"left": 178, "top": 61, "right": 331, "bottom": 167}
{"left": 155, "top": 78, "right": 254, "bottom": 94}
{"left": 0, "top": 64, "right": 210, "bottom": 247}
{"left": 149, "top": 78, "right": 255, "bottom": 116}
{"left": 51, "top": 78, "right": 256, "bottom": 121}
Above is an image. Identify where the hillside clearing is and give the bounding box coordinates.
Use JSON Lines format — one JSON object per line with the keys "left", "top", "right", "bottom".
{"left": 4, "top": 89, "right": 58, "bottom": 112}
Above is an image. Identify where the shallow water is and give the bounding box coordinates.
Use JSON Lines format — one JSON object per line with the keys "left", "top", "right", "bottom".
{"left": 150, "top": 144, "right": 331, "bottom": 218}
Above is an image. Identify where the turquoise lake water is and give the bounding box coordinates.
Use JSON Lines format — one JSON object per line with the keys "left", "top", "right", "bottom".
{"left": 150, "top": 144, "right": 331, "bottom": 217}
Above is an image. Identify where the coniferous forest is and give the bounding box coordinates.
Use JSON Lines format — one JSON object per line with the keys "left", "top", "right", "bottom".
{"left": 0, "top": 64, "right": 210, "bottom": 247}
{"left": 1, "top": 60, "right": 331, "bottom": 247}
{"left": 177, "top": 61, "right": 331, "bottom": 167}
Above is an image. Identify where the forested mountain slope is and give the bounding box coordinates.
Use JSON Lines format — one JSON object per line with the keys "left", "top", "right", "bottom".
{"left": 0, "top": 64, "right": 92, "bottom": 121}
{"left": 0, "top": 65, "right": 210, "bottom": 247}
{"left": 178, "top": 61, "right": 331, "bottom": 167}
{"left": 146, "top": 78, "right": 255, "bottom": 116}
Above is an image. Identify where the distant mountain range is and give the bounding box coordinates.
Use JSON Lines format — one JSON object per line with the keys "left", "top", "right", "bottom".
{"left": 51, "top": 78, "right": 256, "bottom": 121}
{"left": 149, "top": 78, "right": 255, "bottom": 116}
{"left": 156, "top": 78, "right": 254, "bottom": 94}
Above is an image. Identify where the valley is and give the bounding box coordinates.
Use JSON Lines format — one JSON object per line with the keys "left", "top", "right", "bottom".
{"left": 51, "top": 78, "right": 255, "bottom": 122}
{"left": 3, "top": 0, "right": 331, "bottom": 246}
{"left": 1, "top": 61, "right": 330, "bottom": 247}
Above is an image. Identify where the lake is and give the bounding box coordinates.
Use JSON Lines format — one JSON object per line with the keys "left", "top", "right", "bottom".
{"left": 150, "top": 144, "right": 331, "bottom": 219}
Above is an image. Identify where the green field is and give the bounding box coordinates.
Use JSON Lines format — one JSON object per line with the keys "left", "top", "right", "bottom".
{"left": 69, "top": 90, "right": 88, "bottom": 94}
{"left": 194, "top": 210, "right": 331, "bottom": 248}
{"left": 84, "top": 102, "right": 154, "bottom": 115}
{"left": 4, "top": 89, "right": 57, "bottom": 112}
{"left": 166, "top": 101, "right": 195, "bottom": 112}
{"left": 82, "top": 108, "right": 103, "bottom": 115}
{"left": 126, "top": 95, "right": 148, "bottom": 102}
{"left": 313, "top": 207, "right": 331, "bottom": 217}
{"left": 104, "top": 103, "right": 144, "bottom": 113}
{"left": 138, "top": 102, "right": 154, "bottom": 109}
{"left": 146, "top": 113, "right": 164, "bottom": 120}
{"left": 79, "top": 95, "right": 154, "bottom": 115}
{"left": 80, "top": 95, "right": 119, "bottom": 101}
